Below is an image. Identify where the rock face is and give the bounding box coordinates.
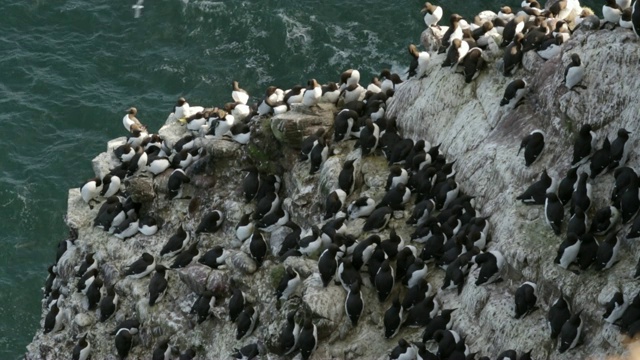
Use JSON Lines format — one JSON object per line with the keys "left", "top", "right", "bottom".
{"left": 26, "top": 27, "right": 640, "bottom": 360}
{"left": 388, "top": 27, "right": 640, "bottom": 358}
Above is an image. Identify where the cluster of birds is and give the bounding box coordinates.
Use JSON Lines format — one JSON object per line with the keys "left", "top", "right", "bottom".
{"left": 515, "top": 122, "right": 640, "bottom": 334}
{"left": 38, "top": 0, "right": 640, "bottom": 359}
{"left": 417, "top": 0, "right": 639, "bottom": 85}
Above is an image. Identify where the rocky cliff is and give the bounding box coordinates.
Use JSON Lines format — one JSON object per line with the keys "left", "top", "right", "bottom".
{"left": 26, "top": 23, "right": 640, "bottom": 360}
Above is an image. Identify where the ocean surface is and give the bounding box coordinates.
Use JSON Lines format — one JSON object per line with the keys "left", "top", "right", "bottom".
{"left": 0, "top": 0, "right": 599, "bottom": 357}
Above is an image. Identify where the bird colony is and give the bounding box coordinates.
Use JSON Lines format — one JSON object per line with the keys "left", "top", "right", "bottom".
{"left": 31, "top": 0, "right": 640, "bottom": 359}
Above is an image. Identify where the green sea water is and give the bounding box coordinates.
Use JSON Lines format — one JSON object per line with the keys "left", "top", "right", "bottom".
{"left": 0, "top": 0, "right": 598, "bottom": 358}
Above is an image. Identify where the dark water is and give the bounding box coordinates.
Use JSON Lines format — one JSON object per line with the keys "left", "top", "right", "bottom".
{"left": 0, "top": 0, "right": 598, "bottom": 357}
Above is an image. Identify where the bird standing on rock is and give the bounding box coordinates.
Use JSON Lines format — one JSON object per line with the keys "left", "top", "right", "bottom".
{"left": 518, "top": 130, "right": 545, "bottom": 166}
{"left": 421, "top": 2, "right": 443, "bottom": 28}
{"left": 516, "top": 169, "right": 553, "bottom": 204}
{"left": 545, "top": 193, "right": 564, "bottom": 235}
{"left": 500, "top": 79, "right": 527, "bottom": 109}
{"left": 232, "top": 81, "right": 249, "bottom": 105}
{"left": 572, "top": 124, "right": 597, "bottom": 166}
{"left": 564, "top": 53, "right": 586, "bottom": 91}
{"left": 514, "top": 282, "right": 538, "bottom": 319}
{"left": 407, "top": 44, "right": 430, "bottom": 78}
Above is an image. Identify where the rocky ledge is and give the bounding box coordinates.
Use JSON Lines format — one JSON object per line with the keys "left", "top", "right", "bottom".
{"left": 27, "top": 23, "right": 640, "bottom": 360}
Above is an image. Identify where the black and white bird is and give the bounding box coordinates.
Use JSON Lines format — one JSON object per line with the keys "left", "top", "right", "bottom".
{"left": 500, "top": 15, "right": 526, "bottom": 47}
{"left": 241, "top": 166, "right": 260, "bottom": 203}
{"left": 160, "top": 226, "right": 190, "bottom": 258}
{"left": 249, "top": 229, "right": 268, "bottom": 266}
{"left": 228, "top": 287, "right": 246, "bottom": 323}
{"left": 100, "top": 174, "right": 121, "bottom": 198}
{"left": 608, "top": 128, "right": 632, "bottom": 170}
{"left": 338, "top": 159, "right": 356, "bottom": 195}
{"left": 138, "top": 214, "right": 160, "bottom": 236}
{"left": 198, "top": 246, "right": 229, "bottom": 269}
{"left": 516, "top": 169, "right": 554, "bottom": 204}
{"left": 514, "top": 281, "right": 538, "bottom": 319}
{"left": 503, "top": 33, "right": 524, "bottom": 76}
{"left": 407, "top": 43, "right": 430, "bottom": 79}
{"left": 564, "top": 53, "right": 586, "bottom": 91}
{"left": 474, "top": 250, "right": 505, "bottom": 285}
{"left": 421, "top": 2, "right": 443, "bottom": 27}
{"left": 232, "top": 80, "right": 249, "bottom": 104}
{"left": 298, "top": 317, "right": 318, "bottom": 360}
{"left": 190, "top": 290, "right": 215, "bottom": 324}
{"left": 594, "top": 232, "right": 621, "bottom": 271}
{"left": 549, "top": 291, "right": 572, "bottom": 339}
{"left": 152, "top": 339, "right": 172, "bottom": 360}
{"left": 389, "top": 338, "right": 417, "bottom": 360}
{"left": 300, "top": 128, "right": 326, "bottom": 162}
{"left": 358, "top": 119, "right": 381, "bottom": 156}
{"left": 44, "top": 303, "right": 64, "bottom": 334}
{"left": 590, "top": 138, "right": 612, "bottom": 179}
{"left": 567, "top": 207, "right": 587, "bottom": 237}
{"left": 309, "top": 136, "right": 329, "bottom": 175}
{"left": 275, "top": 266, "right": 301, "bottom": 301}
{"left": 124, "top": 253, "right": 155, "bottom": 279}
{"left": 80, "top": 177, "right": 102, "bottom": 208}
{"left": 403, "top": 258, "right": 428, "bottom": 288}
{"left": 231, "top": 343, "right": 263, "bottom": 360}
{"left": 590, "top": 206, "right": 620, "bottom": 235}
{"left": 72, "top": 334, "right": 91, "bottom": 360}
{"left": 558, "top": 167, "right": 579, "bottom": 205}
{"left": 577, "top": 233, "right": 599, "bottom": 270}
{"left": 375, "top": 259, "right": 395, "bottom": 302}
{"left": 352, "top": 235, "right": 381, "bottom": 271}
{"left": 86, "top": 277, "right": 103, "bottom": 310}
{"left": 545, "top": 193, "right": 564, "bottom": 235}
{"left": 148, "top": 265, "right": 168, "bottom": 306}
{"left": 334, "top": 110, "right": 357, "bottom": 142}
{"left": 171, "top": 241, "right": 200, "bottom": 269}
{"left": 603, "top": 0, "right": 624, "bottom": 25}
{"left": 236, "top": 305, "right": 258, "bottom": 340}
{"left": 115, "top": 328, "right": 133, "bottom": 360}
{"left": 280, "top": 311, "right": 301, "bottom": 355}
{"left": 432, "top": 329, "right": 461, "bottom": 359}
{"left": 347, "top": 197, "right": 376, "bottom": 219}
{"left": 404, "top": 295, "right": 439, "bottom": 327}
{"left": 76, "top": 253, "right": 98, "bottom": 278}
{"left": 384, "top": 296, "right": 403, "bottom": 339}
{"left": 99, "top": 286, "right": 118, "bottom": 322}
{"left": 441, "top": 38, "right": 470, "bottom": 69}
{"left": 422, "top": 308, "right": 456, "bottom": 343}
{"left": 235, "top": 212, "right": 254, "bottom": 242}
{"left": 558, "top": 311, "right": 584, "bottom": 353}
{"left": 633, "top": 0, "right": 640, "bottom": 36}
{"left": 345, "top": 281, "right": 364, "bottom": 326}
{"left": 195, "top": 210, "right": 224, "bottom": 234}
{"left": 572, "top": 124, "right": 597, "bottom": 166}
{"left": 518, "top": 130, "right": 545, "bottom": 166}
{"left": 500, "top": 79, "right": 527, "bottom": 109}
{"left": 318, "top": 244, "right": 340, "bottom": 287}
{"left": 167, "top": 169, "right": 190, "bottom": 200}
{"left": 324, "top": 189, "right": 347, "bottom": 220}
{"left": 571, "top": 172, "right": 592, "bottom": 215}
{"left": 378, "top": 183, "right": 411, "bottom": 211}
{"left": 363, "top": 206, "right": 393, "bottom": 232}
{"left": 555, "top": 233, "right": 581, "bottom": 269}
{"left": 603, "top": 291, "right": 628, "bottom": 323}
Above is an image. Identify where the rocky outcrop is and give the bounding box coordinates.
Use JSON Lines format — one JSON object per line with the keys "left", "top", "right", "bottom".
{"left": 389, "top": 27, "right": 640, "bottom": 358}
{"left": 26, "top": 25, "right": 640, "bottom": 360}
